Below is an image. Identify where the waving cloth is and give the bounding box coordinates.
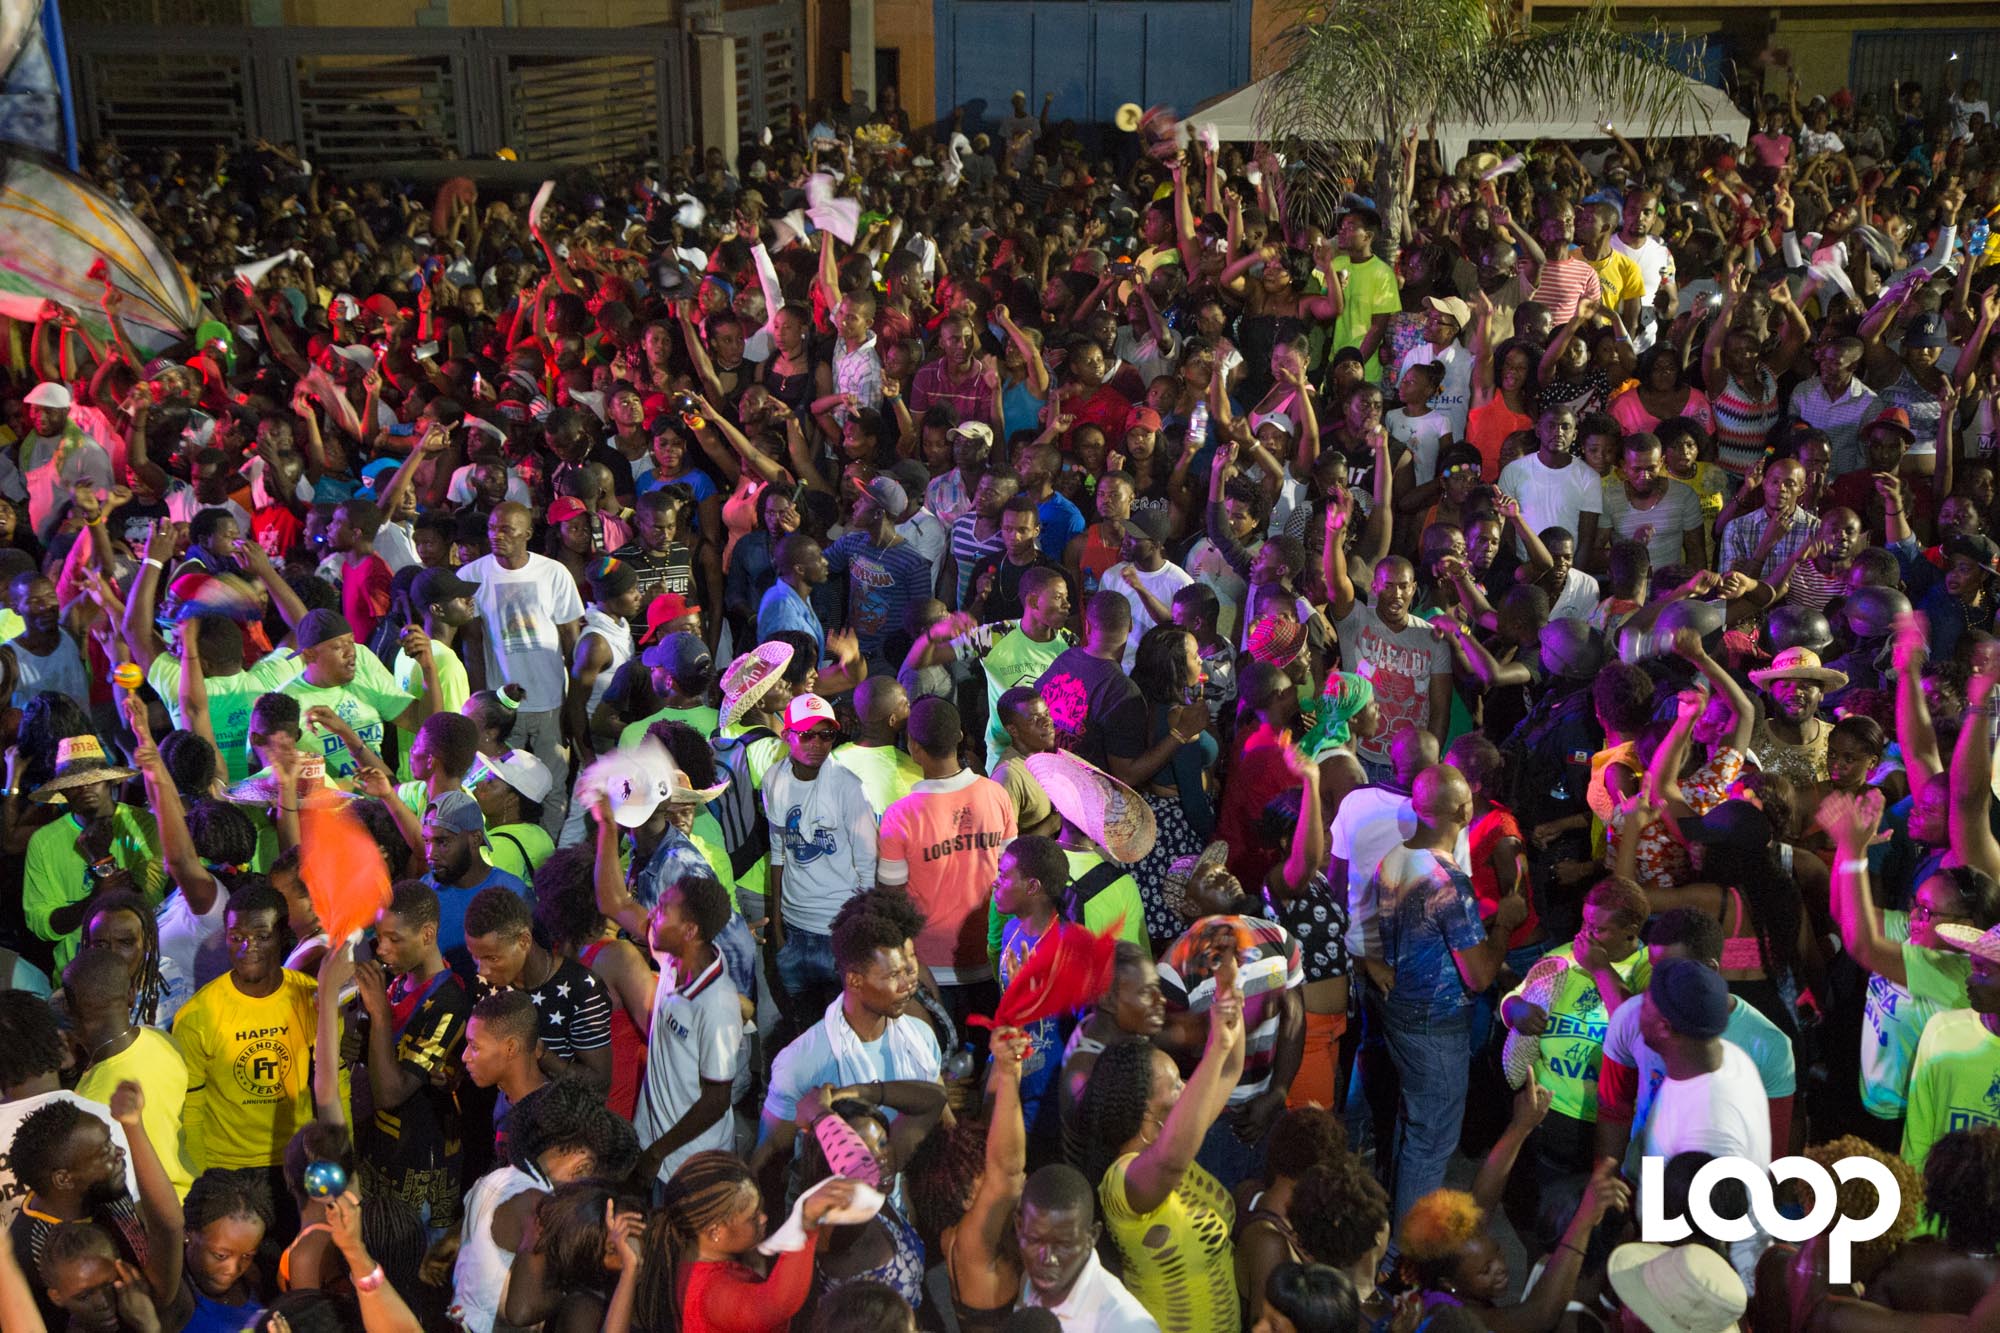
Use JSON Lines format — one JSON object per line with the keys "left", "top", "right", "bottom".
{"left": 1302, "top": 672, "right": 1375, "bottom": 760}
{"left": 973, "top": 919, "right": 1122, "bottom": 1034}
{"left": 298, "top": 801, "right": 392, "bottom": 947}
{"left": 805, "top": 173, "right": 861, "bottom": 246}
{"left": 0, "top": 156, "right": 199, "bottom": 354}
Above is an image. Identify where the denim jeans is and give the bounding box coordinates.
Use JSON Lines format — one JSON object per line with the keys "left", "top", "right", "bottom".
{"left": 776, "top": 926, "right": 838, "bottom": 1000}
{"left": 1195, "top": 1104, "right": 1271, "bottom": 1192}
{"left": 1381, "top": 1002, "right": 1474, "bottom": 1237}
{"left": 1469, "top": 937, "right": 1557, "bottom": 1054}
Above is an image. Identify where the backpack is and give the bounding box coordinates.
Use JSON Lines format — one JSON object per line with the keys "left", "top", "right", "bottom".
{"left": 710, "top": 726, "right": 777, "bottom": 880}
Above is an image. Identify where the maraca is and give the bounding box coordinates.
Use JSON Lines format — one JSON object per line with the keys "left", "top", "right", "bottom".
{"left": 302, "top": 1160, "right": 348, "bottom": 1199}
{"left": 111, "top": 663, "right": 143, "bottom": 693}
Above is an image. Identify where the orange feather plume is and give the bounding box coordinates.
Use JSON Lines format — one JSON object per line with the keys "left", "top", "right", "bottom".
{"left": 298, "top": 801, "right": 391, "bottom": 945}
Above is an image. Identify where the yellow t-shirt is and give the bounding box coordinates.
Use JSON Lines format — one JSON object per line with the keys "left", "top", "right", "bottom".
{"left": 78, "top": 1028, "right": 195, "bottom": 1199}
{"left": 1902, "top": 1007, "right": 2000, "bottom": 1170}
{"left": 1588, "top": 250, "right": 1647, "bottom": 312}
{"left": 1503, "top": 943, "right": 1651, "bottom": 1122}
{"left": 174, "top": 970, "right": 324, "bottom": 1170}
{"left": 1101, "top": 1152, "right": 1239, "bottom": 1333}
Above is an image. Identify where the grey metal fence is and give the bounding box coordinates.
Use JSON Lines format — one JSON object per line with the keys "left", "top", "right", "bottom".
{"left": 62, "top": 23, "right": 741, "bottom": 170}
{"left": 1850, "top": 29, "right": 2000, "bottom": 118}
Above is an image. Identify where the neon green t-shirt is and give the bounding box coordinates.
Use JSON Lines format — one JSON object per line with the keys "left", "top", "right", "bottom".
{"left": 619, "top": 703, "right": 721, "bottom": 750}
{"left": 1327, "top": 254, "right": 1401, "bottom": 382}
{"left": 1902, "top": 1007, "right": 2000, "bottom": 1170}
{"left": 1504, "top": 942, "right": 1651, "bottom": 1123}
{"left": 1860, "top": 912, "right": 1972, "bottom": 1119}
{"left": 148, "top": 652, "right": 305, "bottom": 784}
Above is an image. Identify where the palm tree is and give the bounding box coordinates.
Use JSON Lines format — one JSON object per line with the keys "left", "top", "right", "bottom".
{"left": 1257, "top": 0, "right": 1710, "bottom": 244}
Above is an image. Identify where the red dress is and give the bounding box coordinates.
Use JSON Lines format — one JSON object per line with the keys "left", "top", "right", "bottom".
{"left": 580, "top": 939, "right": 648, "bottom": 1120}
{"left": 680, "top": 1242, "right": 817, "bottom": 1333}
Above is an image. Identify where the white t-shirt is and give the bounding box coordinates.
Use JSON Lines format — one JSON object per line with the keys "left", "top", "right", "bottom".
{"left": 1103, "top": 560, "right": 1194, "bottom": 669}
{"left": 1598, "top": 477, "right": 1705, "bottom": 567}
{"left": 457, "top": 553, "right": 585, "bottom": 712}
{"left": 167, "top": 491, "right": 253, "bottom": 533}
{"left": 374, "top": 521, "right": 419, "bottom": 574}
{"left": 1611, "top": 234, "right": 1676, "bottom": 352}
{"left": 1499, "top": 454, "right": 1603, "bottom": 560}
{"left": 1548, "top": 568, "right": 1602, "bottom": 623}
{"left": 1386, "top": 407, "right": 1453, "bottom": 485}
{"left": 1398, "top": 341, "right": 1473, "bottom": 438}
{"left": 1643, "top": 1040, "right": 1771, "bottom": 1166}
{"left": 157, "top": 886, "right": 230, "bottom": 997}
{"left": 450, "top": 1164, "right": 542, "bottom": 1333}
{"left": 1328, "top": 787, "right": 1470, "bottom": 959}
{"left": 762, "top": 760, "right": 880, "bottom": 935}
{"left": 0, "top": 1091, "right": 139, "bottom": 1228}
{"left": 896, "top": 509, "right": 950, "bottom": 581}
{"left": 446, "top": 465, "right": 534, "bottom": 508}
{"left": 638, "top": 954, "right": 744, "bottom": 1182}
{"left": 1024, "top": 1251, "right": 1161, "bottom": 1333}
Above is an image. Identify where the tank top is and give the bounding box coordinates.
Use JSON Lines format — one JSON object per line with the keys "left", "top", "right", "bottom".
{"left": 577, "top": 609, "right": 635, "bottom": 743}
{"left": 10, "top": 631, "right": 86, "bottom": 709}
{"left": 450, "top": 1165, "right": 545, "bottom": 1333}
{"left": 579, "top": 939, "right": 648, "bottom": 1121}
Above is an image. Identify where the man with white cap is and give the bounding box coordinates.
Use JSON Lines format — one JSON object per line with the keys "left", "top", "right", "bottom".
{"left": 763, "top": 693, "right": 878, "bottom": 1013}
{"left": 18, "top": 381, "right": 114, "bottom": 541}
{"left": 1396, "top": 296, "right": 1475, "bottom": 437}
{"left": 468, "top": 747, "right": 556, "bottom": 882}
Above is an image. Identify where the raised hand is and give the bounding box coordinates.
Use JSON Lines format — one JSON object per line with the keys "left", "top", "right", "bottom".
{"left": 1814, "top": 787, "right": 1885, "bottom": 852}
{"left": 606, "top": 1198, "right": 646, "bottom": 1271}
{"left": 1578, "top": 1157, "right": 1633, "bottom": 1224}
{"left": 108, "top": 1079, "right": 145, "bottom": 1126}
{"left": 1892, "top": 610, "right": 1928, "bottom": 673}
{"left": 1512, "top": 1067, "right": 1554, "bottom": 1127}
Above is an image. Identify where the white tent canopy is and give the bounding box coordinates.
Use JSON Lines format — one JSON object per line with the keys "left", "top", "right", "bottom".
{"left": 1190, "top": 72, "right": 1749, "bottom": 167}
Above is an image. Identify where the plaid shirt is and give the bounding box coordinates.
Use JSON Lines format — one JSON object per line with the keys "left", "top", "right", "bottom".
{"left": 1720, "top": 505, "right": 1819, "bottom": 581}
{"left": 833, "top": 333, "right": 883, "bottom": 417}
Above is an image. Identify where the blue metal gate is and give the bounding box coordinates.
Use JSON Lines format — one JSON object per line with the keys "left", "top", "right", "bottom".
{"left": 932, "top": 0, "right": 1251, "bottom": 133}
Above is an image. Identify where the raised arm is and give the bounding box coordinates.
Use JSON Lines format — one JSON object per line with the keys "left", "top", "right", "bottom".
{"left": 1893, "top": 612, "right": 1942, "bottom": 783}
{"left": 1950, "top": 648, "right": 2000, "bottom": 880}
{"left": 591, "top": 797, "right": 650, "bottom": 941}
{"left": 1120, "top": 961, "right": 1244, "bottom": 1215}
{"left": 1816, "top": 789, "right": 1907, "bottom": 984}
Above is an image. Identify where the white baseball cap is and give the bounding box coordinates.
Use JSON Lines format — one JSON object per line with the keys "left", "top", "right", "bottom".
{"left": 474, "top": 748, "right": 553, "bottom": 804}
{"left": 783, "top": 694, "right": 839, "bottom": 733}
{"left": 24, "top": 382, "right": 72, "bottom": 410}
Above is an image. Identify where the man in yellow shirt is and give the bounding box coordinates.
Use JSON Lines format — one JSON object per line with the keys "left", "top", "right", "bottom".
{"left": 173, "top": 881, "right": 324, "bottom": 1204}
{"left": 68, "top": 948, "right": 194, "bottom": 1199}
{"left": 1577, "top": 202, "right": 1645, "bottom": 332}
{"left": 1906, "top": 921, "right": 2000, "bottom": 1170}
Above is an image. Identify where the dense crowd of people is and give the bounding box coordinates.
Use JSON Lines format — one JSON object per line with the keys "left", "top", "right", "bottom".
{"left": 4, "top": 61, "right": 2000, "bottom": 1333}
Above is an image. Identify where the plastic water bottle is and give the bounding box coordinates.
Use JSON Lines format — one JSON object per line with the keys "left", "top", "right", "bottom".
{"left": 1188, "top": 400, "right": 1210, "bottom": 450}
{"left": 1969, "top": 216, "right": 1991, "bottom": 261}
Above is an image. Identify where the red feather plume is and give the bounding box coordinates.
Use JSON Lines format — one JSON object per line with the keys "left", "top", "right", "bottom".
{"left": 298, "top": 801, "right": 391, "bottom": 945}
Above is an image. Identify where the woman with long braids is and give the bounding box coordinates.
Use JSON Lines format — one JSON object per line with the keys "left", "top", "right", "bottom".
{"left": 1078, "top": 955, "right": 1246, "bottom": 1333}
{"left": 623, "top": 1151, "right": 858, "bottom": 1333}
{"left": 1126, "top": 625, "right": 1221, "bottom": 947}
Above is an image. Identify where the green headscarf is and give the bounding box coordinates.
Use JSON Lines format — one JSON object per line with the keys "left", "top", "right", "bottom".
{"left": 1301, "top": 672, "right": 1374, "bottom": 760}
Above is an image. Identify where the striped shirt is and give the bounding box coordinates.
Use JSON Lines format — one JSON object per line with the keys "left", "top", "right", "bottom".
{"left": 1712, "top": 369, "right": 1782, "bottom": 476}
{"left": 911, "top": 357, "right": 999, "bottom": 427}
{"left": 1531, "top": 254, "right": 1605, "bottom": 323}
{"left": 1790, "top": 377, "right": 1882, "bottom": 476}
{"left": 832, "top": 333, "right": 884, "bottom": 415}
{"left": 1720, "top": 506, "right": 1819, "bottom": 581}
{"left": 948, "top": 511, "right": 1006, "bottom": 608}
{"left": 1158, "top": 915, "right": 1304, "bottom": 1103}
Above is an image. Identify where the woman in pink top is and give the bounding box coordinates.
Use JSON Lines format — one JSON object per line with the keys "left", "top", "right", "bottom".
{"left": 623, "top": 1152, "right": 858, "bottom": 1333}
{"left": 1609, "top": 345, "right": 1715, "bottom": 437}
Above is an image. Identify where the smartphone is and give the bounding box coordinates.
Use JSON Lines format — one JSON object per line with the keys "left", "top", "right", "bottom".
{"left": 388, "top": 423, "right": 415, "bottom": 437}
{"left": 790, "top": 479, "right": 808, "bottom": 507}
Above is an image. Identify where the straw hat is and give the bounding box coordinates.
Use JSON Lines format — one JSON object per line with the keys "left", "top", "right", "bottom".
{"left": 720, "top": 641, "right": 795, "bottom": 728}
{"left": 1936, "top": 920, "right": 2000, "bottom": 964}
{"left": 226, "top": 756, "right": 355, "bottom": 807}
{"left": 1024, "top": 750, "right": 1158, "bottom": 864}
{"left": 1502, "top": 955, "right": 1570, "bottom": 1088}
{"left": 30, "top": 736, "right": 136, "bottom": 803}
{"left": 1114, "top": 103, "right": 1144, "bottom": 133}
{"left": 1747, "top": 646, "right": 1848, "bottom": 691}
{"left": 1605, "top": 1243, "right": 1747, "bottom": 1333}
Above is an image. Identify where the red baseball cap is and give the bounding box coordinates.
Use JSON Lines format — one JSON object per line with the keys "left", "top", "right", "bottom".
{"left": 1127, "top": 407, "right": 1163, "bottom": 433}
{"left": 362, "top": 294, "right": 401, "bottom": 324}
{"left": 548, "top": 497, "right": 588, "bottom": 524}
{"left": 640, "top": 592, "right": 694, "bottom": 644}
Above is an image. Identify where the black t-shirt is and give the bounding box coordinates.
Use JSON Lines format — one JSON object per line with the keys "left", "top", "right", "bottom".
{"left": 353, "top": 969, "right": 472, "bottom": 1231}
{"left": 612, "top": 541, "right": 696, "bottom": 607}
{"left": 1036, "top": 645, "right": 1146, "bottom": 769}
{"left": 966, "top": 553, "right": 1072, "bottom": 624}
{"left": 10, "top": 1198, "right": 147, "bottom": 1330}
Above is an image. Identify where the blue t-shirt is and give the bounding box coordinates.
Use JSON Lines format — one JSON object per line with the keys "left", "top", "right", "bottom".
{"left": 1372, "top": 846, "right": 1487, "bottom": 1019}
{"left": 1036, "top": 492, "right": 1086, "bottom": 562}
{"left": 824, "top": 531, "right": 935, "bottom": 664}
{"left": 425, "top": 865, "right": 530, "bottom": 972}
{"left": 756, "top": 580, "right": 826, "bottom": 657}
{"left": 641, "top": 468, "right": 719, "bottom": 503}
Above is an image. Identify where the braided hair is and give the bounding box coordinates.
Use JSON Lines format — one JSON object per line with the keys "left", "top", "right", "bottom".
{"left": 635, "top": 1151, "right": 759, "bottom": 1332}
{"left": 82, "top": 889, "right": 167, "bottom": 1027}
{"left": 1076, "top": 1037, "right": 1158, "bottom": 1185}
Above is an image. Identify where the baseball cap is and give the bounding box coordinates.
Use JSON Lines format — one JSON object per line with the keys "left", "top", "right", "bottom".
{"left": 1944, "top": 532, "right": 2000, "bottom": 570}
{"left": 586, "top": 556, "right": 639, "bottom": 599}
{"left": 1122, "top": 508, "right": 1170, "bottom": 544}
{"left": 412, "top": 568, "right": 479, "bottom": 608}
{"left": 425, "top": 789, "right": 486, "bottom": 837}
{"left": 293, "top": 608, "right": 355, "bottom": 651}
{"left": 1905, "top": 311, "right": 1949, "bottom": 348}
{"left": 862, "top": 477, "right": 908, "bottom": 515}
{"left": 642, "top": 630, "right": 713, "bottom": 679}
{"left": 548, "top": 496, "right": 589, "bottom": 524}
{"left": 476, "top": 747, "right": 553, "bottom": 804}
{"left": 362, "top": 294, "right": 401, "bottom": 324}
{"left": 1427, "top": 295, "right": 1474, "bottom": 328}
{"left": 640, "top": 592, "right": 694, "bottom": 644}
{"left": 886, "top": 459, "right": 932, "bottom": 501}
{"left": 1127, "top": 407, "right": 1164, "bottom": 433}
{"left": 1648, "top": 957, "right": 1731, "bottom": 1039}
{"left": 23, "top": 382, "right": 72, "bottom": 410}
{"left": 950, "top": 421, "right": 994, "bottom": 446}
{"left": 783, "top": 693, "right": 840, "bottom": 733}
